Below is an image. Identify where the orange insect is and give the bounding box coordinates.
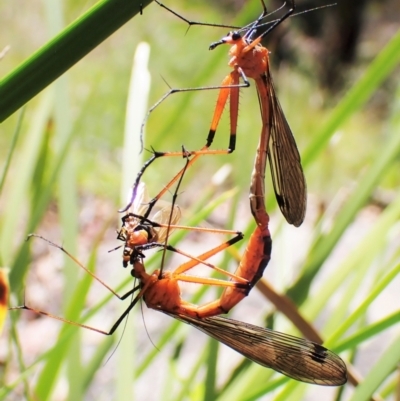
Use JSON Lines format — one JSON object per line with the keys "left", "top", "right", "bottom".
{"left": 114, "top": 100, "right": 344, "bottom": 384}
{"left": 11, "top": 151, "right": 264, "bottom": 326}
{"left": 115, "top": 140, "right": 345, "bottom": 384}
{"left": 129, "top": 0, "right": 306, "bottom": 226}
{"left": 117, "top": 152, "right": 270, "bottom": 319}
{"left": 11, "top": 150, "right": 345, "bottom": 385}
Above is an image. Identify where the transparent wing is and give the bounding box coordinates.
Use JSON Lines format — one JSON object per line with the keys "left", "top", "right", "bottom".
{"left": 151, "top": 205, "right": 182, "bottom": 243}
{"left": 262, "top": 72, "right": 307, "bottom": 227}
{"left": 168, "top": 313, "right": 347, "bottom": 386}
{"left": 129, "top": 182, "right": 150, "bottom": 216}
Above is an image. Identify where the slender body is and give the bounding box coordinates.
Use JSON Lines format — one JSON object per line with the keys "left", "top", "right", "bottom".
{"left": 11, "top": 4, "right": 345, "bottom": 383}
{"left": 12, "top": 155, "right": 345, "bottom": 385}
{"left": 125, "top": 2, "right": 306, "bottom": 226}
{"left": 115, "top": 138, "right": 271, "bottom": 318}
{"left": 125, "top": 133, "right": 345, "bottom": 386}
{"left": 207, "top": 25, "right": 306, "bottom": 226}
{"left": 131, "top": 221, "right": 270, "bottom": 318}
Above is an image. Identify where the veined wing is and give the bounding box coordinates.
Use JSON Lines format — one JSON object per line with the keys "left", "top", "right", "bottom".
{"left": 151, "top": 205, "right": 182, "bottom": 243}
{"left": 262, "top": 71, "right": 307, "bottom": 227}
{"left": 127, "top": 182, "right": 150, "bottom": 217}
{"left": 168, "top": 313, "right": 347, "bottom": 386}
{"left": 126, "top": 182, "right": 181, "bottom": 243}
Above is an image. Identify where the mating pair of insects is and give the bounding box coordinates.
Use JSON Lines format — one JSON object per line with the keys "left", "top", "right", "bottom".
{"left": 14, "top": 0, "right": 347, "bottom": 387}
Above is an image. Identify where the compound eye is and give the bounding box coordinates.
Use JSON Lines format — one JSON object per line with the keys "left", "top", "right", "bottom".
{"left": 231, "top": 31, "right": 241, "bottom": 41}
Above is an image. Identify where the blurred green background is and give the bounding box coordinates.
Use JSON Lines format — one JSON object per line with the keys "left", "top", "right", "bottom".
{"left": 1, "top": 0, "right": 400, "bottom": 400}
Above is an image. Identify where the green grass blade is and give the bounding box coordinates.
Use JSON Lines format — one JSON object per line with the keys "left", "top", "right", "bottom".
{"left": 0, "top": 108, "right": 25, "bottom": 198}
{"left": 33, "top": 245, "right": 102, "bottom": 399}
{"left": 203, "top": 338, "right": 219, "bottom": 401}
{"left": 0, "top": 0, "right": 149, "bottom": 123}
{"left": 348, "top": 334, "right": 400, "bottom": 401}
{"left": 9, "top": 107, "right": 78, "bottom": 291}
{"left": 42, "top": 2, "right": 83, "bottom": 397}
{"left": 117, "top": 41, "right": 151, "bottom": 401}
{"left": 326, "top": 262, "right": 400, "bottom": 346}
{"left": 0, "top": 91, "right": 53, "bottom": 271}
{"left": 288, "top": 79, "right": 400, "bottom": 304}
{"left": 302, "top": 187, "right": 400, "bottom": 320}
{"left": 82, "top": 336, "right": 115, "bottom": 391}
{"left": 303, "top": 29, "right": 400, "bottom": 166}
{"left": 216, "top": 366, "right": 283, "bottom": 401}
{"left": 174, "top": 344, "right": 207, "bottom": 401}
{"left": 335, "top": 311, "right": 400, "bottom": 353}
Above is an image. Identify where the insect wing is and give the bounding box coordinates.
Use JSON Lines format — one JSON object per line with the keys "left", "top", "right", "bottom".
{"left": 170, "top": 313, "right": 347, "bottom": 386}
{"left": 129, "top": 182, "right": 150, "bottom": 216}
{"left": 151, "top": 205, "right": 182, "bottom": 243}
{"left": 264, "top": 72, "right": 307, "bottom": 227}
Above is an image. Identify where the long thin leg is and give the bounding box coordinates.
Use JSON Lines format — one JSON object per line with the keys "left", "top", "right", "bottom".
{"left": 25, "top": 234, "right": 130, "bottom": 300}
{"left": 156, "top": 0, "right": 331, "bottom": 43}
{"left": 142, "top": 221, "right": 271, "bottom": 319}
{"left": 11, "top": 281, "right": 145, "bottom": 336}
{"left": 11, "top": 156, "right": 216, "bottom": 334}
{"left": 154, "top": 0, "right": 242, "bottom": 30}
{"left": 123, "top": 68, "right": 249, "bottom": 214}
{"left": 140, "top": 69, "right": 249, "bottom": 150}
{"left": 139, "top": 216, "right": 270, "bottom": 319}
{"left": 154, "top": 0, "right": 284, "bottom": 47}
{"left": 168, "top": 233, "right": 243, "bottom": 276}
